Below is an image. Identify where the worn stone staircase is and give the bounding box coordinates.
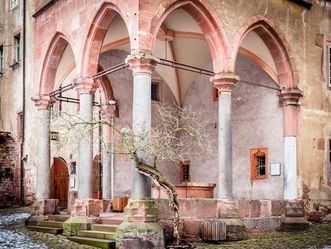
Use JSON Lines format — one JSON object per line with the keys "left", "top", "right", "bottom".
{"left": 27, "top": 215, "right": 70, "bottom": 235}
{"left": 67, "top": 213, "right": 123, "bottom": 249}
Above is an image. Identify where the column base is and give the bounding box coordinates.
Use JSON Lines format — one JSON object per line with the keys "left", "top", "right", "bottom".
{"left": 71, "top": 198, "right": 103, "bottom": 217}
{"left": 32, "top": 199, "right": 59, "bottom": 215}
{"left": 117, "top": 198, "right": 165, "bottom": 249}
{"left": 102, "top": 199, "right": 112, "bottom": 212}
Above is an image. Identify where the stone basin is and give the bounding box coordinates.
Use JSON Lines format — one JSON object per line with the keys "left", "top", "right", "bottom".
{"left": 152, "top": 182, "right": 216, "bottom": 199}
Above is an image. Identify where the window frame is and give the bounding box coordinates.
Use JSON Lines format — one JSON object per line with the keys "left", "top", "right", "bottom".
{"left": 10, "top": 0, "right": 18, "bottom": 10}
{"left": 13, "top": 33, "right": 21, "bottom": 62}
{"left": 151, "top": 79, "right": 162, "bottom": 102}
{"left": 250, "top": 147, "right": 268, "bottom": 181}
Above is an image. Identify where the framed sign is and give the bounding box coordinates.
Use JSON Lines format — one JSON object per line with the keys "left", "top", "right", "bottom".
{"left": 270, "top": 163, "right": 281, "bottom": 176}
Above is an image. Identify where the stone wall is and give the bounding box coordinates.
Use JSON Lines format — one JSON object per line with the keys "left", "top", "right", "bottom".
{"left": 0, "top": 135, "right": 19, "bottom": 207}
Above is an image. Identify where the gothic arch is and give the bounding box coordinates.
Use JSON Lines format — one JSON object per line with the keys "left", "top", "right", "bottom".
{"left": 80, "top": 2, "right": 130, "bottom": 78}
{"left": 150, "top": 0, "right": 230, "bottom": 73}
{"left": 39, "top": 32, "right": 76, "bottom": 95}
{"left": 232, "top": 15, "right": 299, "bottom": 89}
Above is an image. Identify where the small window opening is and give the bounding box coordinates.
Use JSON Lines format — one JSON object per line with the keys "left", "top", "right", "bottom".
{"left": 14, "top": 34, "right": 20, "bottom": 62}
{"left": 180, "top": 160, "right": 190, "bottom": 182}
{"left": 250, "top": 148, "right": 268, "bottom": 180}
{"left": 151, "top": 82, "right": 160, "bottom": 101}
{"left": 10, "top": 0, "right": 18, "bottom": 9}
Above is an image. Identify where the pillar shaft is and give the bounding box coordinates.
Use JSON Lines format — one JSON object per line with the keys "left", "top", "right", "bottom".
{"left": 211, "top": 73, "right": 239, "bottom": 199}
{"left": 75, "top": 78, "right": 97, "bottom": 199}
{"left": 217, "top": 92, "right": 233, "bottom": 199}
{"left": 101, "top": 104, "right": 118, "bottom": 199}
{"left": 32, "top": 95, "right": 53, "bottom": 199}
{"left": 37, "top": 108, "right": 51, "bottom": 199}
{"left": 280, "top": 88, "right": 302, "bottom": 200}
{"left": 77, "top": 93, "right": 93, "bottom": 198}
{"left": 127, "top": 53, "right": 157, "bottom": 198}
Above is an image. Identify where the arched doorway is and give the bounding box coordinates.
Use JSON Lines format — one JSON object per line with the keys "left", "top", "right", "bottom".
{"left": 50, "top": 157, "right": 69, "bottom": 209}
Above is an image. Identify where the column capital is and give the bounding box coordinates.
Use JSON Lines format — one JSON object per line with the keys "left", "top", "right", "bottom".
{"left": 101, "top": 103, "right": 119, "bottom": 119}
{"left": 32, "top": 95, "right": 55, "bottom": 110}
{"left": 279, "top": 88, "right": 303, "bottom": 106}
{"left": 125, "top": 52, "right": 159, "bottom": 76}
{"left": 74, "top": 77, "right": 98, "bottom": 95}
{"left": 210, "top": 72, "right": 240, "bottom": 93}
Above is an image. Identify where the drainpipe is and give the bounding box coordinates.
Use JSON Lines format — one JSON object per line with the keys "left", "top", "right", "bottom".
{"left": 20, "top": 0, "right": 26, "bottom": 206}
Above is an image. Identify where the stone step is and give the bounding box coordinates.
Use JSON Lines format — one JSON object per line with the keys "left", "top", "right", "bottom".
{"left": 280, "top": 217, "right": 310, "bottom": 232}
{"left": 27, "top": 226, "right": 63, "bottom": 235}
{"left": 47, "top": 215, "right": 71, "bottom": 222}
{"left": 78, "top": 230, "right": 116, "bottom": 240}
{"left": 100, "top": 218, "right": 123, "bottom": 225}
{"left": 93, "top": 224, "right": 118, "bottom": 233}
{"left": 37, "top": 220, "right": 64, "bottom": 228}
{"left": 68, "top": 236, "right": 115, "bottom": 249}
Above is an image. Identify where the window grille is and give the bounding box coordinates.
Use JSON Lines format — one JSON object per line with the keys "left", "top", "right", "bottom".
{"left": 250, "top": 148, "right": 268, "bottom": 180}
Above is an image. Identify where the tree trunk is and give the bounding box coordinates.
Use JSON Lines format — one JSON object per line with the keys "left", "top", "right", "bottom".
{"left": 135, "top": 162, "right": 181, "bottom": 245}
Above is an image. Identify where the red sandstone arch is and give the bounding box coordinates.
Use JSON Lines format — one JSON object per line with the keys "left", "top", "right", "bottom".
{"left": 150, "top": 0, "right": 230, "bottom": 73}
{"left": 80, "top": 2, "right": 130, "bottom": 78}
{"left": 39, "top": 32, "right": 76, "bottom": 95}
{"left": 96, "top": 65, "right": 115, "bottom": 102}
{"left": 232, "top": 15, "right": 299, "bottom": 88}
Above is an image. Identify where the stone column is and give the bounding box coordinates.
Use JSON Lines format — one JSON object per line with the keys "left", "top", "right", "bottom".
{"left": 280, "top": 88, "right": 303, "bottom": 200}
{"left": 74, "top": 78, "right": 97, "bottom": 199}
{"left": 32, "top": 95, "right": 58, "bottom": 215}
{"left": 101, "top": 104, "right": 118, "bottom": 201}
{"left": 117, "top": 53, "right": 164, "bottom": 249}
{"left": 210, "top": 73, "right": 239, "bottom": 199}
{"left": 127, "top": 53, "right": 158, "bottom": 198}
{"left": 71, "top": 78, "right": 103, "bottom": 216}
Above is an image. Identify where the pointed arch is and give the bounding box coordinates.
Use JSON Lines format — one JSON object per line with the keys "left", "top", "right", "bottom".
{"left": 150, "top": 0, "right": 230, "bottom": 73}
{"left": 39, "top": 32, "right": 76, "bottom": 95}
{"left": 80, "top": 2, "right": 130, "bottom": 77}
{"left": 232, "top": 15, "right": 299, "bottom": 89}
{"left": 96, "top": 65, "right": 115, "bottom": 102}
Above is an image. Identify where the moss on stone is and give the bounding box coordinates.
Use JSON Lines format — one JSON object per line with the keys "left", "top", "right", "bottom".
{"left": 63, "top": 216, "right": 91, "bottom": 236}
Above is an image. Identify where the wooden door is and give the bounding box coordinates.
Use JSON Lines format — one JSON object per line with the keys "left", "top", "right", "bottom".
{"left": 51, "top": 157, "right": 69, "bottom": 210}
{"left": 93, "top": 155, "right": 102, "bottom": 199}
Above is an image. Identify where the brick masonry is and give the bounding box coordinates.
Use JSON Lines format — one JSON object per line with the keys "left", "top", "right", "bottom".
{"left": 0, "top": 135, "right": 19, "bottom": 208}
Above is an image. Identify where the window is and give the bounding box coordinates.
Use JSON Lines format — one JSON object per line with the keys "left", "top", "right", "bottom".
{"left": 14, "top": 33, "right": 20, "bottom": 62}
{"left": 328, "top": 44, "right": 331, "bottom": 88}
{"left": 151, "top": 82, "right": 160, "bottom": 101}
{"left": 0, "top": 46, "right": 4, "bottom": 73}
{"left": 10, "top": 0, "right": 18, "bottom": 9}
{"left": 180, "top": 160, "right": 190, "bottom": 182}
{"left": 250, "top": 148, "right": 268, "bottom": 180}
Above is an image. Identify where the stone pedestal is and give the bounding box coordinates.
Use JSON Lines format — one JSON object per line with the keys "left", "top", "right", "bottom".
{"left": 70, "top": 198, "right": 103, "bottom": 217}
{"left": 32, "top": 199, "right": 59, "bottom": 215}
{"left": 285, "top": 200, "right": 304, "bottom": 217}
{"left": 117, "top": 198, "right": 165, "bottom": 249}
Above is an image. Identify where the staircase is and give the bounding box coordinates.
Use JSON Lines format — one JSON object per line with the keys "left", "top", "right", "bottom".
{"left": 27, "top": 215, "right": 70, "bottom": 235}
{"left": 67, "top": 213, "right": 123, "bottom": 249}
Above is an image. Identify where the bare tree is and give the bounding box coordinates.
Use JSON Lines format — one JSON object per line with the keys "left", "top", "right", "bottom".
{"left": 51, "top": 104, "right": 214, "bottom": 245}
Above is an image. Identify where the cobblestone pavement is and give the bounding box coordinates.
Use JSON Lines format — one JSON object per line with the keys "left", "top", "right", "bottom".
{"left": 0, "top": 207, "right": 97, "bottom": 249}
{"left": 194, "top": 223, "right": 331, "bottom": 249}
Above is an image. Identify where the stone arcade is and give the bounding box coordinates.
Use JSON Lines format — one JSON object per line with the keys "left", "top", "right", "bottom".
{"left": 0, "top": 0, "right": 331, "bottom": 248}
